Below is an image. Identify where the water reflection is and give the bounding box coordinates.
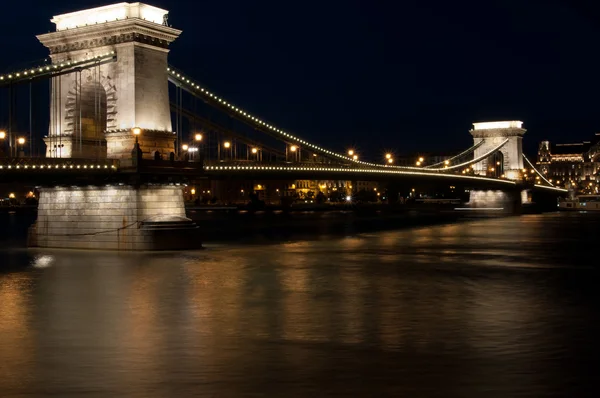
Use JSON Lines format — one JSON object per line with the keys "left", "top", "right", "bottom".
{"left": 0, "top": 213, "right": 599, "bottom": 396}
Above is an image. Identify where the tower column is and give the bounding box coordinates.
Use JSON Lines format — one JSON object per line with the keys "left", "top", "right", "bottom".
{"left": 470, "top": 121, "right": 526, "bottom": 181}
{"left": 36, "top": 2, "right": 182, "bottom": 159}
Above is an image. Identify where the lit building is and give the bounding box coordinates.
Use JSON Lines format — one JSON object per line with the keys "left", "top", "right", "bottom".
{"left": 536, "top": 134, "right": 600, "bottom": 191}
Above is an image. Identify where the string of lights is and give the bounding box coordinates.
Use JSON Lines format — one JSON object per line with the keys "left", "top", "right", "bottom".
{"left": 203, "top": 164, "right": 517, "bottom": 184}
{"left": 0, "top": 52, "right": 116, "bottom": 86}
{"left": 167, "top": 65, "right": 450, "bottom": 171}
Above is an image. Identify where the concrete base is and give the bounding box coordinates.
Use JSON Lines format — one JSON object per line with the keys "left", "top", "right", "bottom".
{"left": 28, "top": 185, "right": 200, "bottom": 251}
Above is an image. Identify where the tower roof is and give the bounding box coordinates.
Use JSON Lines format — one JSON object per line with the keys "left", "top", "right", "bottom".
{"left": 51, "top": 2, "right": 168, "bottom": 31}
{"left": 472, "top": 121, "right": 523, "bottom": 130}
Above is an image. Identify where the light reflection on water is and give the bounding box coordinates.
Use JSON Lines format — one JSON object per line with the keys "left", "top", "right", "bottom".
{"left": 0, "top": 213, "right": 599, "bottom": 397}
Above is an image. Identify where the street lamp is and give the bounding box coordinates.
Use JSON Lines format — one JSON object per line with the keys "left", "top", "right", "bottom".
{"left": 224, "top": 141, "right": 231, "bottom": 149}
{"left": 388, "top": 158, "right": 393, "bottom": 164}
{"left": 182, "top": 144, "right": 189, "bottom": 151}
{"left": 132, "top": 127, "right": 141, "bottom": 144}
{"left": 251, "top": 147, "right": 258, "bottom": 154}
{"left": 0, "top": 131, "right": 5, "bottom": 158}
{"left": 418, "top": 157, "right": 424, "bottom": 162}
{"left": 17, "top": 137, "right": 25, "bottom": 157}
{"left": 352, "top": 154, "right": 358, "bottom": 161}
{"left": 290, "top": 145, "right": 297, "bottom": 152}
{"left": 195, "top": 133, "right": 202, "bottom": 141}
{"left": 385, "top": 153, "right": 392, "bottom": 159}
{"left": 348, "top": 149, "right": 354, "bottom": 156}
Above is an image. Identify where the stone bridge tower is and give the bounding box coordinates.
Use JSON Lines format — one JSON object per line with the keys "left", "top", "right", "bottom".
{"left": 470, "top": 121, "right": 526, "bottom": 180}
{"left": 37, "top": 2, "right": 181, "bottom": 159}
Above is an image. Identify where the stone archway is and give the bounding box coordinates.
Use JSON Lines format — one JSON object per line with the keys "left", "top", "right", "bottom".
{"left": 62, "top": 71, "right": 118, "bottom": 158}
{"left": 79, "top": 81, "right": 107, "bottom": 140}
{"left": 487, "top": 151, "right": 504, "bottom": 178}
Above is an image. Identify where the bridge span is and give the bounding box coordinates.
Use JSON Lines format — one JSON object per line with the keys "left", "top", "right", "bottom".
{"left": 0, "top": 2, "right": 566, "bottom": 251}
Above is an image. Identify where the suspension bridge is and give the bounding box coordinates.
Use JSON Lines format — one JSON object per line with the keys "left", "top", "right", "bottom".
{"left": 0, "top": 2, "right": 565, "bottom": 250}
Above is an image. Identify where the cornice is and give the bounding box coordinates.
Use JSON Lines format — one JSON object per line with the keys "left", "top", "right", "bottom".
{"left": 469, "top": 128, "right": 527, "bottom": 139}
{"left": 37, "top": 18, "right": 181, "bottom": 54}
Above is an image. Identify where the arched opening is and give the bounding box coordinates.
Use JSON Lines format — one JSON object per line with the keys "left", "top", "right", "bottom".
{"left": 77, "top": 81, "right": 107, "bottom": 142}
{"left": 487, "top": 151, "right": 504, "bottom": 178}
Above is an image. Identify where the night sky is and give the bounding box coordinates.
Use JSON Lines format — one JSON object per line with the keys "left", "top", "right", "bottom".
{"left": 1, "top": 0, "right": 600, "bottom": 159}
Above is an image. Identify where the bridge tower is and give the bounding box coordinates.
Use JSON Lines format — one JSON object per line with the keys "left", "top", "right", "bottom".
{"left": 470, "top": 121, "right": 526, "bottom": 180}
{"left": 37, "top": 2, "right": 181, "bottom": 159}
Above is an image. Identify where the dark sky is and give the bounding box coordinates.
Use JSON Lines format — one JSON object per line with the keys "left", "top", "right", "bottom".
{"left": 2, "top": 0, "right": 600, "bottom": 158}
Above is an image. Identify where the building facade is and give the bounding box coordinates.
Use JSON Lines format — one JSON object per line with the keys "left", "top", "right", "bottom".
{"left": 536, "top": 134, "right": 600, "bottom": 192}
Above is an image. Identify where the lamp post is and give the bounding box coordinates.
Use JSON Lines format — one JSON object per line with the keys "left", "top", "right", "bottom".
{"left": 251, "top": 147, "right": 260, "bottom": 162}
{"left": 131, "top": 127, "right": 142, "bottom": 163}
{"left": 17, "top": 137, "right": 25, "bottom": 158}
{"left": 132, "top": 127, "right": 141, "bottom": 144}
{"left": 193, "top": 133, "right": 202, "bottom": 162}
{"left": 0, "top": 131, "right": 5, "bottom": 158}
{"left": 223, "top": 141, "right": 231, "bottom": 161}
{"left": 290, "top": 144, "right": 297, "bottom": 162}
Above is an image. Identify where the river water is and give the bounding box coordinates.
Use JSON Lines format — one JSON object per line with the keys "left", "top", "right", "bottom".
{"left": 0, "top": 212, "right": 598, "bottom": 397}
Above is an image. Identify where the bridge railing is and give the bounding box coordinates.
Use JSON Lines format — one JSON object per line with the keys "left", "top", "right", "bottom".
{"left": 119, "top": 158, "right": 204, "bottom": 174}
{"left": 0, "top": 157, "right": 119, "bottom": 171}
{"left": 204, "top": 160, "right": 358, "bottom": 168}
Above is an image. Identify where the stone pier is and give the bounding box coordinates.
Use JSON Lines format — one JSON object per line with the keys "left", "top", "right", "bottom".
{"left": 29, "top": 185, "right": 200, "bottom": 250}
{"left": 467, "top": 189, "right": 522, "bottom": 213}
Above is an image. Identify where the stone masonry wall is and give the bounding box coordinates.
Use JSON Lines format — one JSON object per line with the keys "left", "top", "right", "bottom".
{"left": 33, "top": 185, "right": 185, "bottom": 250}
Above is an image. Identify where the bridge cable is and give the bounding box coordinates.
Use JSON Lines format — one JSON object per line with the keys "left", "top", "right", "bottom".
{"left": 523, "top": 154, "right": 554, "bottom": 187}
{"left": 435, "top": 139, "right": 509, "bottom": 172}
{"left": 29, "top": 82, "right": 32, "bottom": 156}
{"left": 424, "top": 140, "right": 486, "bottom": 169}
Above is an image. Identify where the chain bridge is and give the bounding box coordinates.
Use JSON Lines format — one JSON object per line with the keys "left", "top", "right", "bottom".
{"left": 0, "top": 3, "right": 566, "bottom": 250}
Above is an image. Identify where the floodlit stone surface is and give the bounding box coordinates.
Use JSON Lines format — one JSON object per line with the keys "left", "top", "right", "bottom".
{"left": 30, "top": 185, "right": 198, "bottom": 250}
{"left": 470, "top": 121, "right": 526, "bottom": 179}
{"left": 37, "top": 2, "right": 181, "bottom": 159}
